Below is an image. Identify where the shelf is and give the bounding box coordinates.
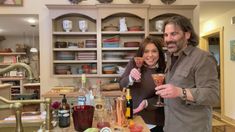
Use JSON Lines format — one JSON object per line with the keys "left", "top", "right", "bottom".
{"left": 100, "top": 74, "right": 121, "bottom": 77}
{"left": 0, "top": 52, "right": 26, "bottom": 56}
{"left": 54, "top": 74, "right": 99, "bottom": 78}
{"left": 11, "top": 93, "right": 20, "bottom": 96}
{"left": 53, "top": 32, "right": 97, "bottom": 35}
{"left": 12, "top": 86, "right": 20, "bottom": 88}
{"left": 149, "top": 31, "right": 164, "bottom": 35}
{"left": 102, "top": 31, "right": 145, "bottom": 35}
{"left": 53, "top": 48, "right": 97, "bottom": 51}
{"left": 102, "top": 60, "right": 130, "bottom": 63}
{"left": 53, "top": 60, "right": 97, "bottom": 63}
{"left": 0, "top": 77, "right": 24, "bottom": 80}
{"left": 102, "top": 47, "right": 138, "bottom": 50}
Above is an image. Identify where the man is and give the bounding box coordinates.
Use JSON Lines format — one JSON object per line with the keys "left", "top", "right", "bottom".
{"left": 155, "top": 15, "right": 219, "bottom": 132}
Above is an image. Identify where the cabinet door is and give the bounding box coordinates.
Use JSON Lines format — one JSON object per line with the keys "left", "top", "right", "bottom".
{"left": 52, "top": 13, "right": 98, "bottom": 77}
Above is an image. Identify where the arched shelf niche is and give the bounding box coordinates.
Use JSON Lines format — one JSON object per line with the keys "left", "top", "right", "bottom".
{"left": 53, "top": 13, "right": 97, "bottom": 32}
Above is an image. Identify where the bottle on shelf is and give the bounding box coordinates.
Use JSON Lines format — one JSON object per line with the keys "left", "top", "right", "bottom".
{"left": 125, "top": 88, "right": 133, "bottom": 119}
{"left": 58, "top": 94, "right": 70, "bottom": 128}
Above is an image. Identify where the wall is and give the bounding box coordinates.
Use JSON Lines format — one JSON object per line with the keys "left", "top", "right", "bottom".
{"left": 0, "top": 0, "right": 199, "bottom": 95}
{"left": 200, "top": 8, "right": 235, "bottom": 123}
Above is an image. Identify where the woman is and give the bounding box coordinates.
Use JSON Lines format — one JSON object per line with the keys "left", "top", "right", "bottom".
{"left": 120, "top": 37, "right": 166, "bottom": 132}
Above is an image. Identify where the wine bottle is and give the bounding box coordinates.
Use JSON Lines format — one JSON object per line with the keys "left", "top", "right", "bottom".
{"left": 125, "top": 88, "right": 133, "bottom": 119}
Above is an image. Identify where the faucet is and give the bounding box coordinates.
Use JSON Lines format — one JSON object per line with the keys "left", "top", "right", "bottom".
{"left": 0, "top": 63, "right": 49, "bottom": 132}
{"left": 0, "top": 97, "right": 53, "bottom": 132}
{"left": 0, "top": 63, "right": 34, "bottom": 82}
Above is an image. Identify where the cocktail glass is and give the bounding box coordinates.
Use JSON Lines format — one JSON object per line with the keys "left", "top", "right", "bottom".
{"left": 134, "top": 57, "right": 144, "bottom": 82}
{"left": 152, "top": 73, "right": 165, "bottom": 107}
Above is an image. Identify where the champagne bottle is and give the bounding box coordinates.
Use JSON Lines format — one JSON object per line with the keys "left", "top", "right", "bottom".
{"left": 125, "top": 88, "right": 133, "bottom": 119}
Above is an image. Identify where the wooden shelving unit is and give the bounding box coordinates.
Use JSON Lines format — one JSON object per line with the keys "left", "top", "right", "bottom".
{"left": 47, "top": 4, "right": 196, "bottom": 78}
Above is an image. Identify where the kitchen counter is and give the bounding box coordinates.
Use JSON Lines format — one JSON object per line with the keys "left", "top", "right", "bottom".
{"left": 0, "top": 83, "right": 11, "bottom": 89}
{"left": 0, "top": 115, "right": 150, "bottom": 132}
{"left": 42, "top": 90, "right": 124, "bottom": 98}
{"left": 52, "top": 116, "right": 150, "bottom": 132}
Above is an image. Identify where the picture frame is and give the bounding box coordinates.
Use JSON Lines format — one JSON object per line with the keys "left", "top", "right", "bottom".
{"left": 230, "top": 40, "right": 235, "bottom": 61}
{"left": 0, "top": 0, "right": 23, "bottom": 6}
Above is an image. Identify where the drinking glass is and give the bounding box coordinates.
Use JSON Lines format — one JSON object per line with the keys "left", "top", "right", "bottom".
{"left": 134, "top": 57, "right": 144, "bottom": 82}
{"left": 152, "top": 73, "right": 165, "bottom": 107}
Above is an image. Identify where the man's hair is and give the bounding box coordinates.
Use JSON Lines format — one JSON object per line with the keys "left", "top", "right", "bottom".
{"left": 163, "top": 15, "right": 199, "bottom": 46}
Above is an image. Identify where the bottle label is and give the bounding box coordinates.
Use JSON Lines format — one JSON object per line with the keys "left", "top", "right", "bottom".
{"left": 78, "top": 96, "right": 86, "bottom": 105}
{"left": 126, "top": 108, "right": 130, "bottom": 117}
{"left": 58, "top": 109, "right": 70, "bottom": 127}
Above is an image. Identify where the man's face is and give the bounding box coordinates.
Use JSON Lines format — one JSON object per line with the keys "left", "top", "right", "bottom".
{"left": 163, "top": 23, "right": 190, "bottom": 54}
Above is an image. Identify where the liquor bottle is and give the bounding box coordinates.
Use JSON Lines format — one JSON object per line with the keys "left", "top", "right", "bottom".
{"left": 58, "top": 94, "right": 70, "bottom": 128}
{"left": 78, "top": 74, "right": 91, "bottom": 105}
{"left": 125, "top": 88, "right": 133, "bottom": 119}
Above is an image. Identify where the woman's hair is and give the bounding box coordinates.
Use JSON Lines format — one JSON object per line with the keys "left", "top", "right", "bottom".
{"left": 136, "top": 36, "right": 166, "bottom": 72}
{"left": 163, "top": 15, "right": 199, "bottom": 46}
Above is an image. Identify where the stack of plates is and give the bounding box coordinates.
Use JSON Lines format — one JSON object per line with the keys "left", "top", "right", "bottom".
{"left": 85, "top": 40, "right": 97, "bottom": 48}
{"left": 124, "top": 52, "right": 136, "bottom": 60}
{"left": 56, "top": 52, "right": 75, "bottom": 60}
{"left": 103, "top": 52, "right": 124, "bottom": 60}
{"left": 55, "top": 65, "right": 70, "bottom": 74}
{"left": 77, "top": 52, "right": 96, "bottom": 60}
{"left": 103, "top": 35, "right": 120, "bottom": 48}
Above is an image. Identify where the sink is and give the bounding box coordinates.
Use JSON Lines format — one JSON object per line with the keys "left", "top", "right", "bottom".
{"left": 0, "top": 119, "right": 43, "bottom": 132}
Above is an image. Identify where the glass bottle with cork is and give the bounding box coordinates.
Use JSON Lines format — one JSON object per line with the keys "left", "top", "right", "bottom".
{"left": 77, "top": 74, "right": 91, "bottom": 105}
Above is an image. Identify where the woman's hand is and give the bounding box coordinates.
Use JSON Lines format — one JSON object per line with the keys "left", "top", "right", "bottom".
{"left": 133, "top": 100, "right": 147, "bottom": 114}
{"left": 129, "top": 68, "right": 141, "bottom": 82}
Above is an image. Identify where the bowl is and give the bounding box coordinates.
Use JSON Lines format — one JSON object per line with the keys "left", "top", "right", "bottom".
{"left": 103, "top": 25, "right": 119, "bottom": 31}
{"left": 55, "top": 41, "right": 67, "bottom": 48}
{"left": 103, "top": 69, "right": 115, "bottom": 74}
{"left": 128, "top": 26, "right": 142, "bottom": 31}
{"left": 124, "top": 42, "right": 140, "bottom": 47}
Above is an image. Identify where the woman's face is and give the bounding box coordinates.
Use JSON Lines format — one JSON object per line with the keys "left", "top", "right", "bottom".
{"left": 143, "top": 43, "right": 159, "bottom": 68}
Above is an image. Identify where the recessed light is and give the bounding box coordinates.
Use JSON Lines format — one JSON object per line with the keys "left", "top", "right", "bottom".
{"left": 27, "top": 18, "right": 37, "bottom": 25}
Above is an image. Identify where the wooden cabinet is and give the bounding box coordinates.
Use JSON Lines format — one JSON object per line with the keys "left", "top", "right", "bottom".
{"left": 49, "top": 5, "right": 98, "bottom": 78}
{"left": 0, "top": 77, "right": 24, "bottom": 100}
{"left": 0, "top": 52, "right": 28, "bottom": 100}
{"left": 47, "top": 4, "right": 196, "bottom": 78}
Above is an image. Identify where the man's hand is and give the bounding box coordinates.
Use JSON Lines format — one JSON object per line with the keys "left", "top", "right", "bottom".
{"left": 155, "top": 84, "right": 181, "bottom": 98}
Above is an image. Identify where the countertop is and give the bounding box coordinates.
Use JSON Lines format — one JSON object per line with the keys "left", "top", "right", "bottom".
{"left": 42, "top": 90, "right": 124, "bottom": 98}
{"left": 0, "top": 83, "right": 11, "bottom": 89}
{"left": 0, "top": 116, "right": 150, "bottom": 132}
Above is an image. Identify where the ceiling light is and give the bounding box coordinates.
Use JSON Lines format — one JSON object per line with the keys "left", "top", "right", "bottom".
{"left": 27, "top": 18, "right": 36, "bottom": 25}
{"left": 30, "top": 47, "right": 38, "bottom": 53}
